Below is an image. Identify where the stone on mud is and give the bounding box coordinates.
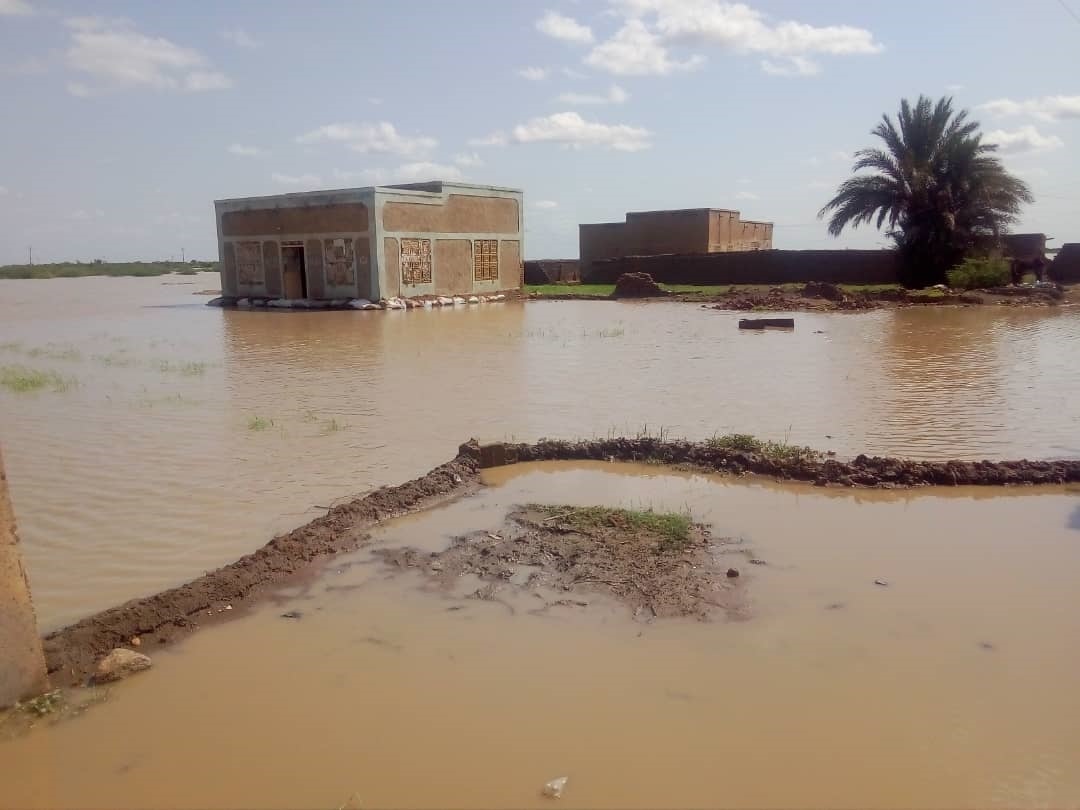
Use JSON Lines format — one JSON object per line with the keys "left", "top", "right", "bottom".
{"left": 93, "top": 648, "right": 152, "bottom": 684}
{"left": 802, "top": 281, "right": 845, "bottom": 301}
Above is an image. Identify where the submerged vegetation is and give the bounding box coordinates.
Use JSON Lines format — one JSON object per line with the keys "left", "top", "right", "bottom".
{"left": 531, "top": 504, "right": 694, "bottom": 552}
{"left": 0, "top": 261, "right": 219, "bottom": 280}
{"left": 247, "top": 415, "right": 274, "bottom": 431}
{"left": 0, "top": 365, "right": 77, "bottom": 393}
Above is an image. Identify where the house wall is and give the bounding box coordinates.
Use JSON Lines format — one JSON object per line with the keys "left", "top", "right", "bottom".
{"left": 1049, "top": 243, "right": 1080, "bottom": 283}
{"left": 625, "top": 210, "right": 711, "bottom": 256}
{"left": 580, "top": 208, "right": 775, "bottom": 277}
{"left": 373, "top": 185, "right": 523, "bottom": 299}
{"left": 215, "top": 191, "right": 374, "bottom": 299}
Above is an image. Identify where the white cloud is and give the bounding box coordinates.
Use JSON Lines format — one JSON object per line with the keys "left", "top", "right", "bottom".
{"left": 585, "top": 19, "right": 704, "bottom": 76}
{"left": 588, "top": 0, "right": 881, "bottom": 77}
{"left": 221, "top": 28, "right": 258, "bottom": 48}
{"left": 536, "top": 11, "right": 594, "bottom": 44}
{"left": 761, "top": 55, "right": 820, "bottom": 77}
{"left": 368, "top": 96, "right": 383, "bottom": 105}
{"left": 734, "top": 190, "right": 759, "bottom": 200}
{"left": 556, "top": 83, "right": 629, "bottom": 104}
{"left": 1015, "top": 167, "right": 1049, "bottom": 178}
{"left": 70, "top": 208, "right": 105, "bottom": 220}
{"left": 518, "top": 66, "right": 549, "bottom": 81}
{"left": 64, "top": 17, "right": 232, "bottom": 95}
{"left": 454, "top": 152, "right": 484, "bottom": 167}
{"left": 807, "top": 179, "right": 832, "bottom": 190}
{"left": 562, "top": 67, "right": 587, "bottom": 79}
{"left": 469, "top": 131, "right": 509, "bottom": 147}
{"left": 737, "top": 177, "right": 750, "bottom": 185}
{"left": 272, "top": 172, "right": 323, "bottom": 186}
{"left": 946, "top": 83, "right": 965, "bottom": 92}
{"left": 830, "top": 150, "right": 852, "bottom": 162}
{"left": 978, "top": 95, "right": 1080, "bottom": 122}
{"left": 332, "top": 163, "right": 465, "bottom": 185}
{"left": 507, "top": 111, "right": 652, "bottom": 151}
{"left": 296, "top": 122, "right": 437, "bottom": 158}
{"left": 984, "top": 125, "right": 1065, "bottom": 154}
{"left": 228, "top": 143, "right": 268, "bottom": 157}
{"left": 533, "top": 200, "right": 559, "bottom": 209}
{"left": 0, "top": 185, "right": 9, "bottom": 195}
{"left": 0, "top": 0, "right": 33, "bottom": 15}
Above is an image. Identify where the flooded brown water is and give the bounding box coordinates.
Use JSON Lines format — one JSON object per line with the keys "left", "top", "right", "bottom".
{"left": 0, "top": 274, "right": 1078, "bottom": 631}
{"left": 2, "top": 462, "right": 1078, "bottom": 808}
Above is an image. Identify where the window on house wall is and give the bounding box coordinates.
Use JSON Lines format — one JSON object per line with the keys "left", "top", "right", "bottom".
{"left": 473, "top": 239, "right": 498, "bottom": 281}
{"left": 324, "top": 238, "right": 355, "bottom": 286}
{"left": 400, "top": 238, "right": 432, "bottom": 285}
{"left": 236, "top": 241, "right": 263, "bottom": 284}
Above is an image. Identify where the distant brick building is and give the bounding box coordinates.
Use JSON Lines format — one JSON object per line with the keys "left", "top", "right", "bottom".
{"left": 579, "top": 208, "right": 773, "bottom": 278}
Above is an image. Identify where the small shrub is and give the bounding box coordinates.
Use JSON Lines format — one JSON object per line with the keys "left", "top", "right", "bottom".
{"left": 248, "top": 415, "right": 273, "bottom": 431}
{"left": 947, "top": 257, "right": 1010, "bottom": 290}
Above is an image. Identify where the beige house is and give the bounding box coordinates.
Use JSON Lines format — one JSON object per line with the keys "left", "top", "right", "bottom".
{"left": 580, "top": 208, "right": 773, "bottom": 278}
{"left": 214, "top": 181, "right": 523, "bottom": 303}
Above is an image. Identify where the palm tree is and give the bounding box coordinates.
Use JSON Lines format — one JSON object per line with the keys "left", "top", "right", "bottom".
{"left": 819, "top": 95, "right": 1033, "bottom": 287}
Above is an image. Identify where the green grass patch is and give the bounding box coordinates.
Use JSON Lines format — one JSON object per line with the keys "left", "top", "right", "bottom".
{"left": 527, "top": 284, "right": 616, "bottom": 297}
{"left": 158, "top": 360, "right": 208, "bottom": 376}
{"left": 837, "top": 283, "right": 904, "bottom": 294}
{"left": 532, "top": 504, "right": 693, "bottom": 552}
{"left": 0, "top": 365, "right": 76, "bottom": 393}
{"left": 247, "top": 415, "right": 274, "bottom": 431}
{"left": 0, "top": 261, "right": 220, "bottom": 280}
{"left": 707, "top": 433, "right": 818, "bottom": 463}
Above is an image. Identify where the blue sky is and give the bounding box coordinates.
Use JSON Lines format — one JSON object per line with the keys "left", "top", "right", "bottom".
{"left": 1, "top": 0, "right": 1077, "bottom": 263}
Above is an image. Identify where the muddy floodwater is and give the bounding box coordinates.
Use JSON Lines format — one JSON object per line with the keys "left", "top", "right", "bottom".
{"left": 2, "top": 462, "right": 1079, "bottom": 808}
{"left": 0, "top": 275, "right": 1078, "bottom": 629}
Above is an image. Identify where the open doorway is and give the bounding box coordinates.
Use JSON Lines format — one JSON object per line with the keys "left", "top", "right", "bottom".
{"left": 281, "top": 242, "right": 307, "bottom": 299}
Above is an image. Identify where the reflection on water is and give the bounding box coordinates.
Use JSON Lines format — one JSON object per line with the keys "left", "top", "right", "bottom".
{"left": 0, "top": 275, "right": 1079, "bottom": 627}
{"left": 1, "top": 462, "right": 1078, "bottom": 809}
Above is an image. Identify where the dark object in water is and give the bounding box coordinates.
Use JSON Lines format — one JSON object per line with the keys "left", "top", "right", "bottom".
{"left": 738, "top": 318, "right": 794, "bottom": 330}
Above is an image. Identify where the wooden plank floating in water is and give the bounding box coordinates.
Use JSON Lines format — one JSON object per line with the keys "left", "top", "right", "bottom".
{"left": 738, "top": 318, "right": 795, "bottom": 330}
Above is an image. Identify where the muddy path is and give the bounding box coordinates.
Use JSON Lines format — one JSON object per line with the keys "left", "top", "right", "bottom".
{"left": 41, "top": 437, "right": 1080, "bottom": 687}
{"left": 530, "top": 282, "right": 1077, "bottom": 312}
{"left": 375, "top": 505, "right": 749, "bottom": 622}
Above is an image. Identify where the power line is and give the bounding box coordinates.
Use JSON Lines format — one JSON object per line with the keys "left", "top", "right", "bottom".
{"left": 1057, "top": 0, "right": 1080, "bottom": 25}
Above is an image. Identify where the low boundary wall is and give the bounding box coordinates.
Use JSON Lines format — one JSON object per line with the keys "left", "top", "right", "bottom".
{"left": 585, "top": 249, "right": 900, "bottom": 285}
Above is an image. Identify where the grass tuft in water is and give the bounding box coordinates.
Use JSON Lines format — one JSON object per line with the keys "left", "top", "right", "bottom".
{"left": 247, "top": 415, "right": 274, "bottom": 431}
{"left": 0, "top": 366, "right": 77, "bottom": 393}
{"left": 531, "top": 504, "right": 694, "bottom": 552}
{"left": 706, "top": 433, "right": 818, "bottom": 463}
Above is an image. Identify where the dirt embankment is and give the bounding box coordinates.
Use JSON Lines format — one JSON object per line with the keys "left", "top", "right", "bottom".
{"left": 475, "top": 438, "right": 1080, "bottom": 488}
{"left": 42, "top": 437, "right": 1080, "bottom": 686}
{"left": 375, "top": 505, "right": 747, "bottom": 621}
{"left": 42, "top": 456, "right": 479, "bottom": 687}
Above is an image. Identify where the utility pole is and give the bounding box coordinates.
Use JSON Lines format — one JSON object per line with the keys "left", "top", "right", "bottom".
{"left": 181, "top": 247, "right": 185, "bottom": 263}
{"left": 27, "top": 246, "right": 32, "bottom": 267}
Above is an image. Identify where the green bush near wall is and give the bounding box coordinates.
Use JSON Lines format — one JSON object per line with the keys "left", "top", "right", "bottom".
{"left": 946, "top": 257, "right": 1011, "bottom": 290}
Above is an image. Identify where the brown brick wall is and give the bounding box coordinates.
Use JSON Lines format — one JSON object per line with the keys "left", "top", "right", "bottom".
{"left": 221, "top": 203, "right": 369, "bottom": 237}
{"left": 434, "top": 239, "right": 473, "bottom": 295}
{"left": 626, "top": 210, "right": 711, "bottom": 256}
{"left": 305, "top": 239, "right": 325, "bottom": 299}
{"left": 221, "top": 242, "right": 238, "bottom": 295}
{"left": 382, "top": 194, "right": 519, "bottom": 234}
{"left": 262, "top": 241, "right": 282, "bottom": 297}
{"left": 498, "top": 240, "right": 522, "bottom": 290}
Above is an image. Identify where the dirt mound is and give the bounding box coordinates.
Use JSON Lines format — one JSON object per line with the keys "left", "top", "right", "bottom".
{"left": 42, "top": 455, "right": 480, "bottom": 687}
{"left": 374, "top": 505, "right": 746, "bottom": 620}
{"left": 611, "top": 272, "right": 667, "bottom": 298}
{"left": 801, "top": 281, "right": 845, "bottom": 301}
